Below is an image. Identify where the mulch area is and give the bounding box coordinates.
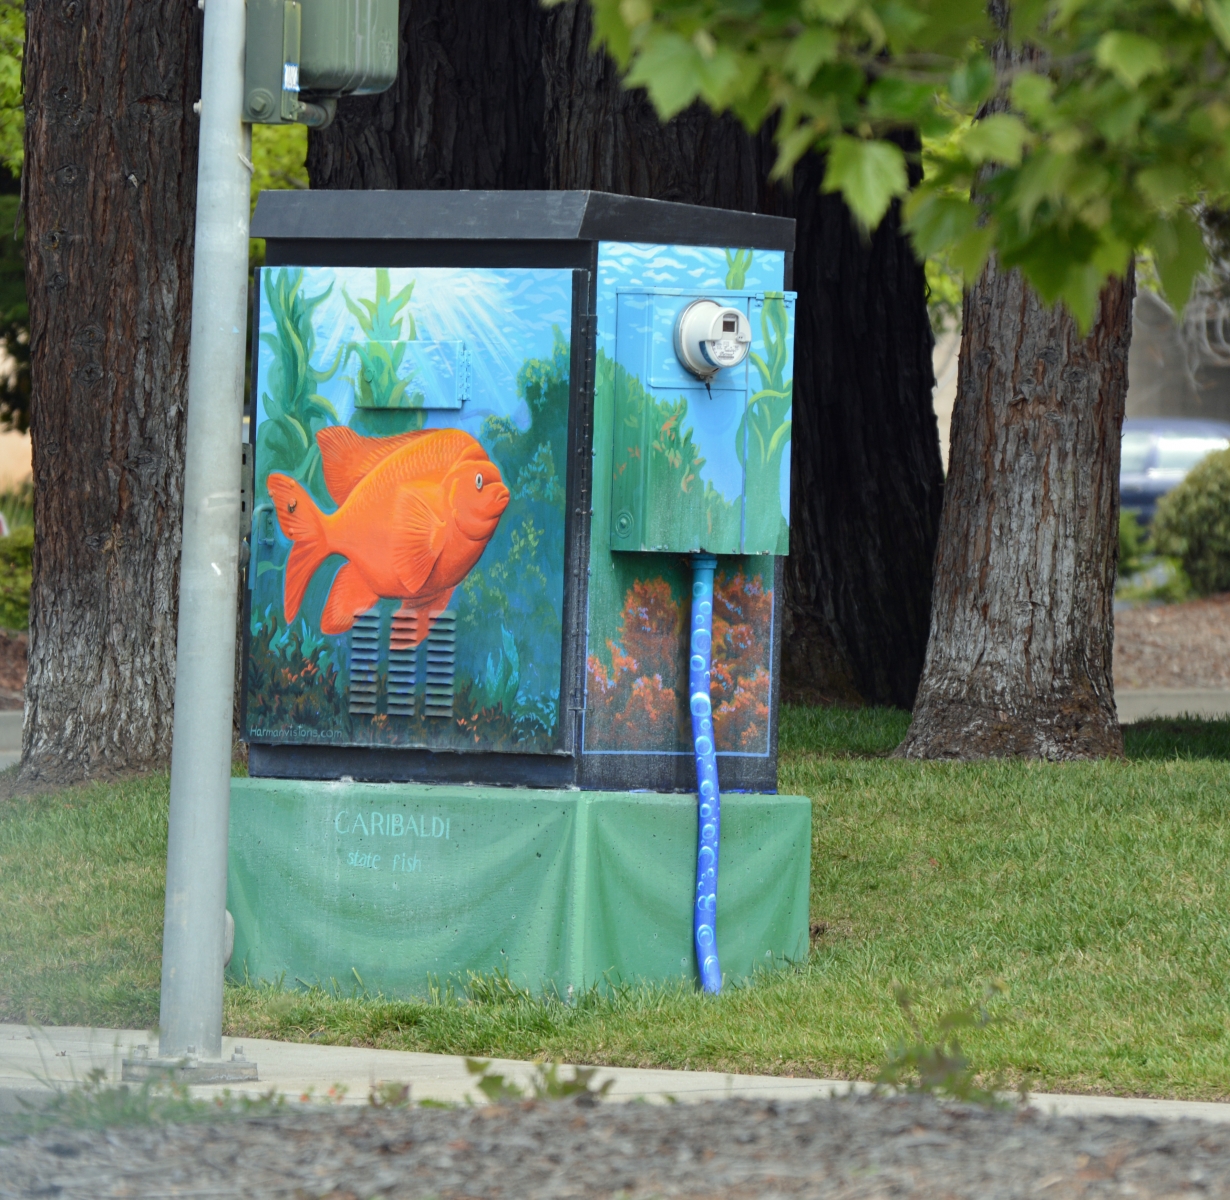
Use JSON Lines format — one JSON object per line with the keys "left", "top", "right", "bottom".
{"left": 2, "top": 1094, "right": 1227, "bottom": 1199}
{"left": 1114, "top": 593, "right": 1230, "bottom": 689}
{"left": 0, "top": 630, "right": 24, "bottom": 710}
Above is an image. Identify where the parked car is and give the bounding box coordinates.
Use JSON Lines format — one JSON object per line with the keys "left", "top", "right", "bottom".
{"left": 1120, "top": 417, "right": 1230, "bottom": 523}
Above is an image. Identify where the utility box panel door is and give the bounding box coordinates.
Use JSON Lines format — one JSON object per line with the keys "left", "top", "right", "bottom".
{"left": 609, "top": 288, "right": 795, "bottom": 556}
{"left": 245, "top": 265, "right": 578, "bottom": 757}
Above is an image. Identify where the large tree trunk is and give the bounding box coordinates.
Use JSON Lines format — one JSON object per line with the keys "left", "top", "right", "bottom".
{"left": 896, "top": 263, "right": 1133, "bottom": 759}
{"left": 21, "top": 0, "right": 200, "bottom": 783}
{"left": 308, "top": 0, "right": 944, "bottom": 709}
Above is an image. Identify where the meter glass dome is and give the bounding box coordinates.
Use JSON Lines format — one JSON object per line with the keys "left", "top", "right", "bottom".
{"left": 673, "top": 299, "right": 752, "bottom": 380}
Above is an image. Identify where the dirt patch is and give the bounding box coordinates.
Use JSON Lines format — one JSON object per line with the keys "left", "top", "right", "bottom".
{"left": 3, "top": 1094, "right": 1228, "bottom": 1198}
{"left": 1115, "top": 594, "right": 1230, "bottom": 689}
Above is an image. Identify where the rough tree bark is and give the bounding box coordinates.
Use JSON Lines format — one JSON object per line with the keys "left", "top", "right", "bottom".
{"left": 898, "top": 0, "right": 1132, "bottom": 759}
{"left": 308, "top": 0, "right": 944, "bottom": 708}
{"left": 896, "top": 264, "right": 1133, "bottom": 759}
{"left": 22, "top": 0, "right": 200, "bottom": 782}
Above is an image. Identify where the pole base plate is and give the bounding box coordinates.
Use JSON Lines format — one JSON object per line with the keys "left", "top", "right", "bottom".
{"left": 121, "top": 1045, "right": 258, "bottom": 1085}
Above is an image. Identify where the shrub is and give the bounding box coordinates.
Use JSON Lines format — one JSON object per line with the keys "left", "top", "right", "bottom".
{"left": 1119, "top": 510, "right": 1148, "bottom": 578}
{"left": 0, "top": 522, "right": 31, "bottom": 630}
{"left": 1152, "top": 448, "right": 1230, "bottom": 596}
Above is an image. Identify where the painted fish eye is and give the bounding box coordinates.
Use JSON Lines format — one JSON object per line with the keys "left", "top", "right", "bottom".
{"left": 475, "top": 473, "right": 483, "bottom": 491}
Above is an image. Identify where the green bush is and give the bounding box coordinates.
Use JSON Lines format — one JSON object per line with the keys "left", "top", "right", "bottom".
{"left": 0, "top": 521, "right": 31, "bottom": 630}
{"left": 1152, "top": 448, "right": 1230, "bottom": 596}
{"left": 1119, "top": 509, "right": 1148, "bottom": 577}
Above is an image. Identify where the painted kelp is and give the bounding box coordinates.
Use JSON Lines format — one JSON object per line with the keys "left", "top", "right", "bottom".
{"left": 246, "top": 266, "right": 573, "bottom": 754}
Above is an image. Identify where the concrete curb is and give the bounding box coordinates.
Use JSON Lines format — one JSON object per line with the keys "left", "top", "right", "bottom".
{"left": 3, "top": 1024, "right": 1227, "bottom": 1123}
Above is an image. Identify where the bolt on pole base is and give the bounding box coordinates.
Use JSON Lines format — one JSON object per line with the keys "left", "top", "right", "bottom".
{"left": 121, "top": 1043, "right": 258, "bottom": 1085}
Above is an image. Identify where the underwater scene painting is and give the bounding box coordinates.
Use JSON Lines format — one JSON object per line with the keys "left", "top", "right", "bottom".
{"left": 246, "top": 265, "right": 573, "bottom": 754}
{"left": 585, "top": 242, "right": 789, "bottom": 758}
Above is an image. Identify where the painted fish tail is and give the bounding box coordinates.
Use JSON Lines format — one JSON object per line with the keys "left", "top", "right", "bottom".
{"left": 267, "top": 474, "right": 328, "bottom": 622}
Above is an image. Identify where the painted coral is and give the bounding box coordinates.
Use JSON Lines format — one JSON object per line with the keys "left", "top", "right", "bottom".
{"left": 585, "top": 568, "right": 773, "bottom": 754}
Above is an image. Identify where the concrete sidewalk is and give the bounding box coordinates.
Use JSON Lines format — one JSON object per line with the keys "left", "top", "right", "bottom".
{"left": 1116, "top": 687, "right": 1230, "bottom": 722}
{"left": 3, "top": 1024, "right": 1229, "bottom": 1126}
{"left": 0, "top": 708, "right": 20, "bottom": 769}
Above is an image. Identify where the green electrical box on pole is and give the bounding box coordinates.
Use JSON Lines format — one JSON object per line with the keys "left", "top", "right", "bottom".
{"left": 243, "top": 0, "right": 398, "bottom": 128}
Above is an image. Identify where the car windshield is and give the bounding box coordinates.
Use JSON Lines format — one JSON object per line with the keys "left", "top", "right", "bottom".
{"left": 1121, "top": 430, "right": 1154, "bottom": 473}
{"left": 1154, "top": 436, "right": 1229, "bottom": 472}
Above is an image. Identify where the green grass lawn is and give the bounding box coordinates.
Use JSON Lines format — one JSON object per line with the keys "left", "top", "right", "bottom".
{"left": 4, "top": 710, "right": 1230, "bottom": 1098}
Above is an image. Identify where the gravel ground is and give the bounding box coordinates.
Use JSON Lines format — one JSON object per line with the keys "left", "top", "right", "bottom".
{"left": 1115, "top": 594, "right": 1230, "bottom": 689}
{"left": 2, "top": 1094, "right": 1228, "bottom": 1199}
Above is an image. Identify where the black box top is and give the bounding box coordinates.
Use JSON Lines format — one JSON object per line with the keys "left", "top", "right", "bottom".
{"left": 251, "top": 189, "right": 795, "bottom": 251}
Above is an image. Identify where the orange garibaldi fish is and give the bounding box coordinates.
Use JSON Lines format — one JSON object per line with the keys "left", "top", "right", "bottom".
{"left": 267, "top": 426, "right": 510, "bottom": 644}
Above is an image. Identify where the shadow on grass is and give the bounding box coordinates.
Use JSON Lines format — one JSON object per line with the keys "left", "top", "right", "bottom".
{"left": 782, "top": 703, "right": 1230, "bottom": 762}
{"left": 1122, "top": 716, "right": 1230, "bottom": 761}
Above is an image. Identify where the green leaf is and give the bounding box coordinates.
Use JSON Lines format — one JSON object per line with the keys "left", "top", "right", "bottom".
{"left": 821, "top": 136, "right": 908, "bottom": 231}
{"left": 960, "top": 114, "right": 1030, "bottom": 167}
{"left": 948, "top": 222, "right": 996, "bottom": 282}
{"left": 1095, "top": 31, "right": 1166, "bottom": 89}
{"left": 811, "top": 0, "right": 862, "bottom": 21}
{"left": 783, "top": 27, "right": 837, "bottom": 85}
{"left": 949, "top": 53, "right": 995, "bottom": 107}
{"left": 866, "top": 76, "right": 938, "bottom": 122}
{"left": 904, "top": 191, "right": 978, "bottom": 256}
{"left": 625, "top": 32, "right": 704, "bottom": 119}
{"left": 1136, "top": 165, "right": 1189, "bottom": 211}
{"left": 1205, "top": 0, "right": 1230, "bottom": 52}
{"left": 1009, "top": 71, "right": 1054, "bottom": 121}
{"left": 1151, "top": 210, "right": 1207, "bottom": 312}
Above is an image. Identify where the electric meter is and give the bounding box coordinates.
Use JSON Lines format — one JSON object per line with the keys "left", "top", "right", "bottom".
{"left": 673, "top": 299, "right": 752, "bottom": 381}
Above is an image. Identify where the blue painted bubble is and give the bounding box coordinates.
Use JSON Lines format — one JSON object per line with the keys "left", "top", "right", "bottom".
{"left": 698, "top": 845, "right": 715, "bottom": 867}
{"left": 691, "top": 629, "right": 711, "bottom": 654}
{"left": 695, "top": 735, "right": 712, "bottom": 756}
{"left": 700, "top": 780, "right": 714, "bottom": 799}
{"left": 690, "top": 693, "right": 711, "bottom": 716}
{"left": 693, "top": 580, "right": 706, "bottom": 598}
{"left": 691, "top": 654, "right": 705, "bottom": 672}
{"left": 697, "top": 924, "right": 713, "bottom": 947}
{"left": 699, "top": 599, "right": 711, "bottom": 616}
{"left": 699, "top": 803, "right": 712, "bottom": 820}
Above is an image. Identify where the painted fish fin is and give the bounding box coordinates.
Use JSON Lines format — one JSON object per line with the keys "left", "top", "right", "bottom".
{"left": 316, "top": 426, "right": 432, "bottom": 505}
{"left": 267, "top": 474, "right": 328, "bottom": 623}
{"left": 392, "top": 485, "right": 448, "bottom": 594}
{"left": 396, "top": 588, "right": 455, "bottom": 647}
{"left": 320, "top": 562, "right": 380, "bottom": 635}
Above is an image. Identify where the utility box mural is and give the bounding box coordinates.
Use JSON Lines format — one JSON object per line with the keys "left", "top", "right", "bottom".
{"left": 245, "top": 265, "right": 574, "bottom": 757}
{"left": 243, "top": 192, "right": 794, "bottom": 792}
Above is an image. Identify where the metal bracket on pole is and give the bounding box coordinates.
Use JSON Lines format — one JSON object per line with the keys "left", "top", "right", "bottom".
{"left": 132, "top": 0, "right": 257, "bottom": 1083}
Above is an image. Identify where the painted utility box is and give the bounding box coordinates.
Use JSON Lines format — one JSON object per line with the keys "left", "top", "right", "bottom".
{"left": 234, "top": 191, "right": 808, "bottom": 995}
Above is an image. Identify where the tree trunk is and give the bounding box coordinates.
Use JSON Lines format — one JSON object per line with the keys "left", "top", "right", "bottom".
{"left": 307, "top": 0, "right": 944, "bottom": 708}
{"left": 21, "top": 0, "right": 200, "bottom": 783}
{"left": 896, "top": 263, "right": 1133, "bottom": 759}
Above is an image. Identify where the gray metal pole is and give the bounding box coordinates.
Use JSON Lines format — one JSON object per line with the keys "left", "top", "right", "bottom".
{"left": 158, "top": 0, "right": 251, "bottom": 1061}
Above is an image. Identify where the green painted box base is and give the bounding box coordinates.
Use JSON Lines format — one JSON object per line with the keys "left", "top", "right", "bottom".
{"left": 228, "top": 778, "right": 811, "bottom": 996}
